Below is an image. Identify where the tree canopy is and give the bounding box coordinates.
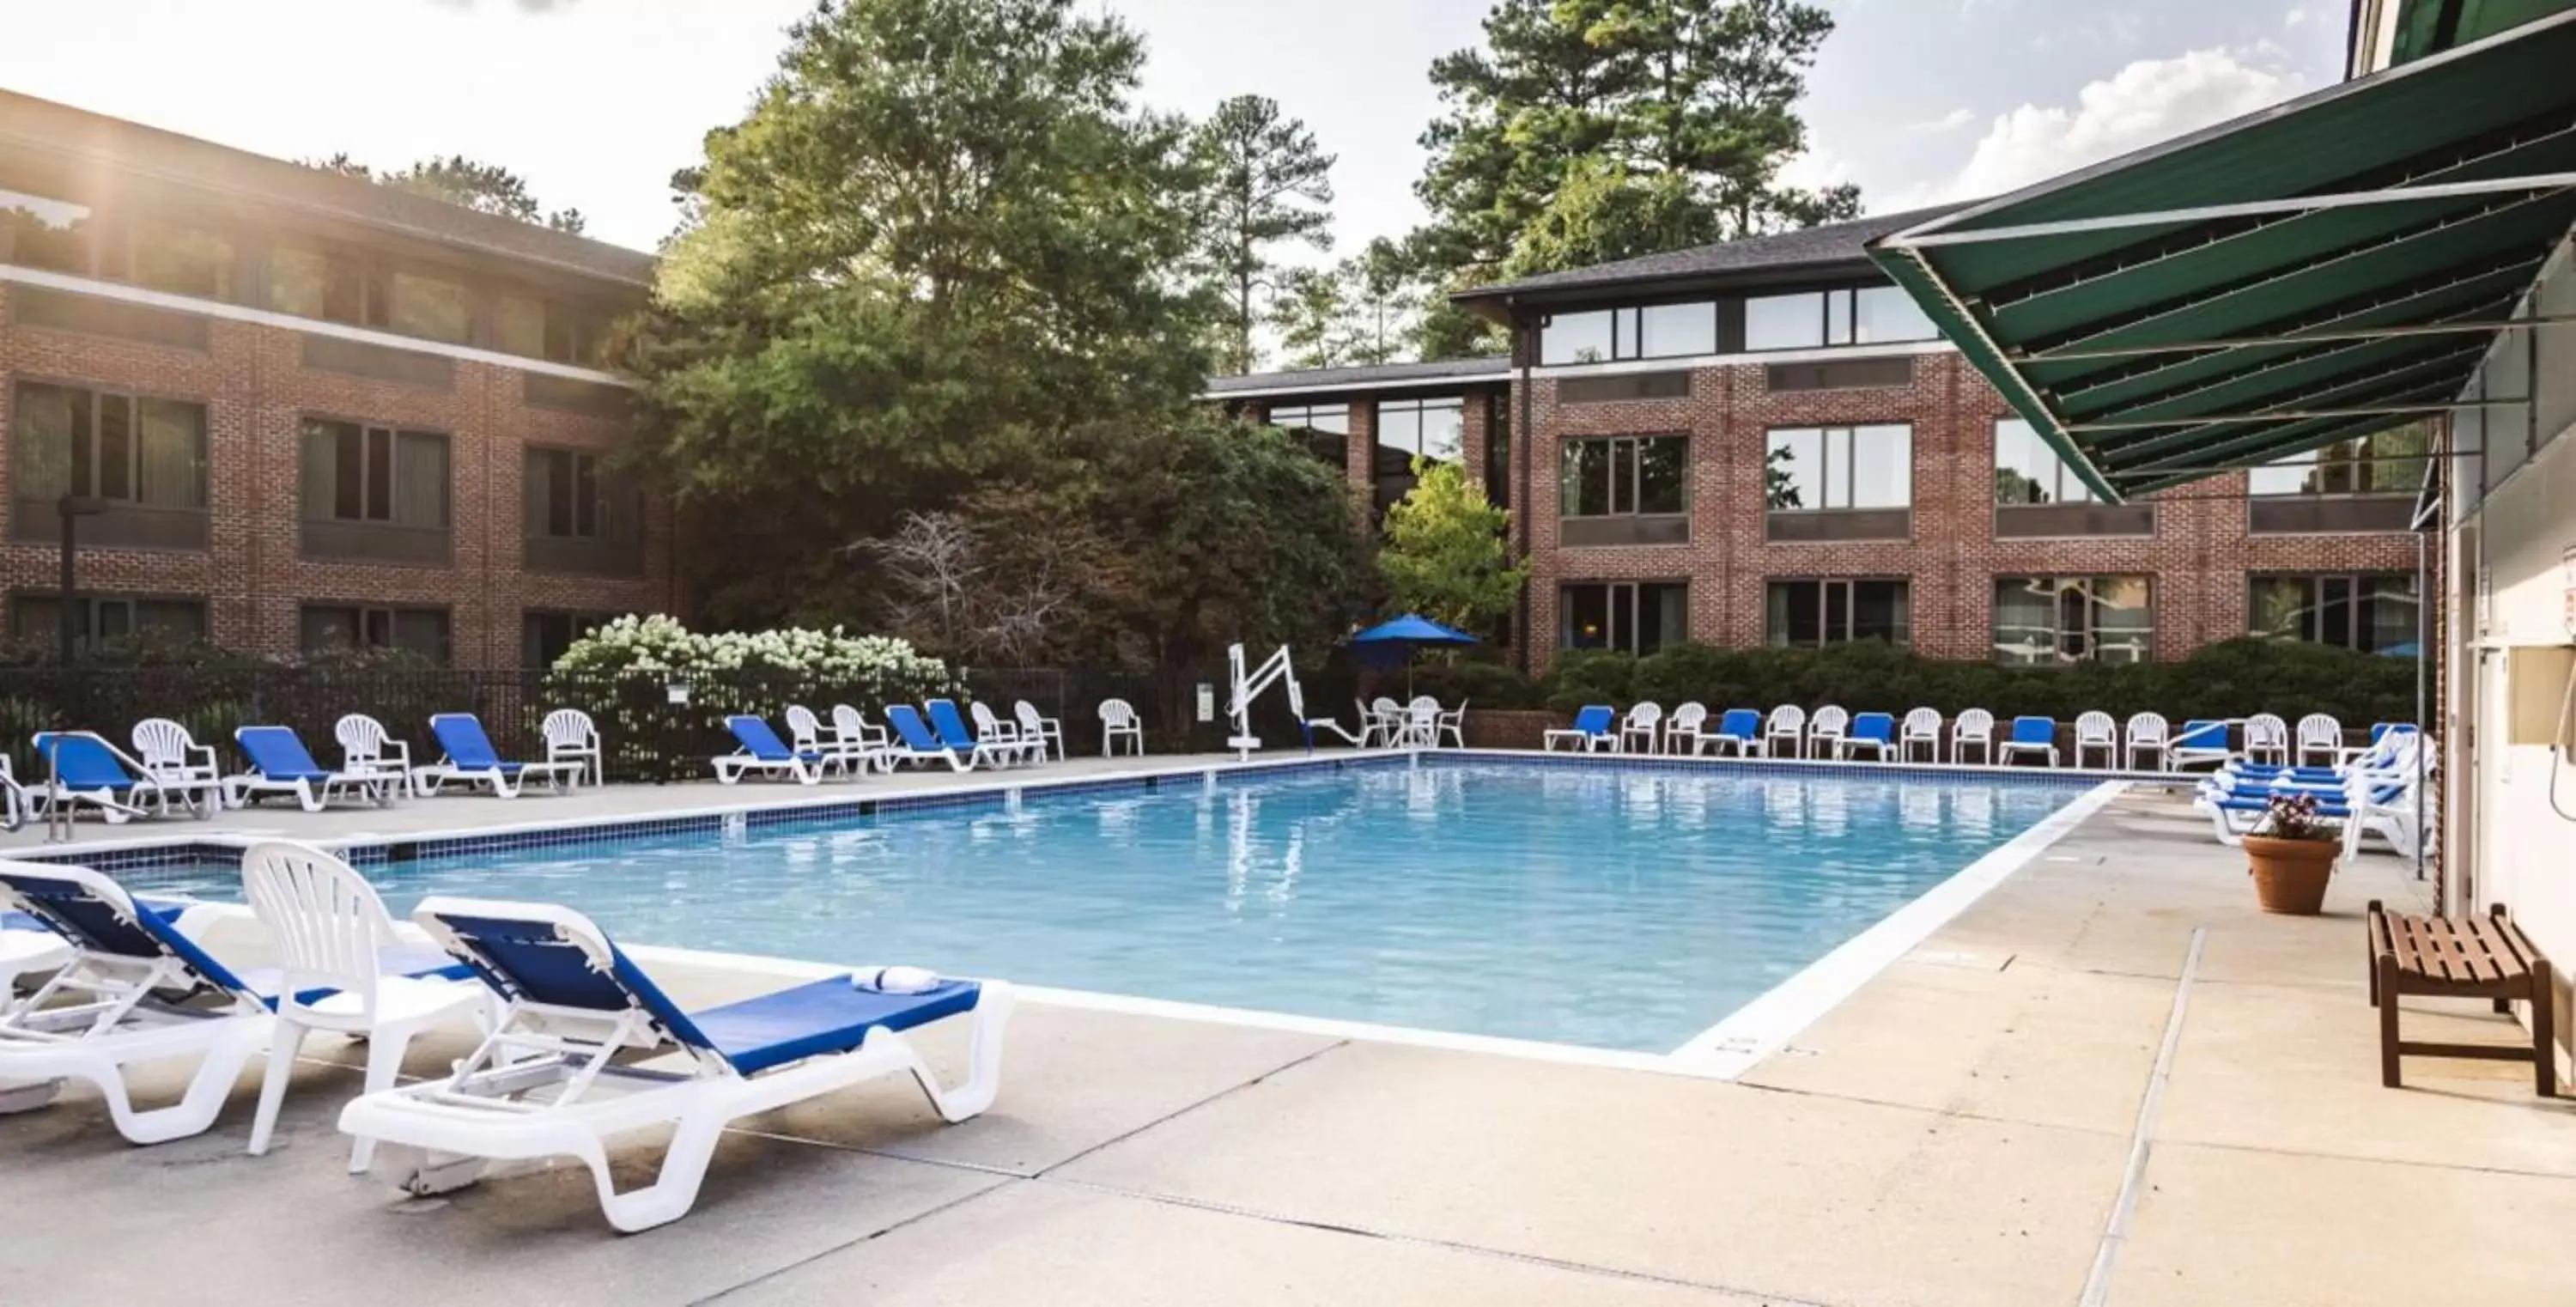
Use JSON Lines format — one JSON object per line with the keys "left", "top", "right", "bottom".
{"left": 1189, "top": 94, "right": 1335, "bottom": 375}
{"left": 308, "top": 152, "right": 587, "bottom": 234}
{"left": 1379, "top": 460, "right": 1525, "bottom": 635}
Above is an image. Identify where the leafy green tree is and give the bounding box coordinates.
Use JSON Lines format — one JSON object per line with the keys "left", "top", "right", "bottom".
{"left": 1410, "top": 0, "right": 1856, "bottom": 301}
{"left": 1379, "top": 460, "right": 1526, "bottom": 635}
{"left": 1190, "top": 95, "right": 1336, "bottom": 375}
{"left": 1273, "top": 264, "right": 1354, "bottom": 370}
{"left": 305, "top": 152, "right": 587, "bottom": 233}
{"left": 1340, "top": 237, "right": 1420, "bottom": 366}
{"left": 623, "top": 0, "right": 1212, "bottom": 624}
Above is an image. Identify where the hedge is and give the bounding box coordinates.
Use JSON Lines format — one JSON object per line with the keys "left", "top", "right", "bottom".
{"left": 1532, "top": 639, "right": 2421, "bottom": 726}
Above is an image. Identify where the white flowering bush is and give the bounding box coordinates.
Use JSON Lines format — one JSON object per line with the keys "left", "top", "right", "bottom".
{"left": 553, "top": 615, "right": 953, "bottom": 698}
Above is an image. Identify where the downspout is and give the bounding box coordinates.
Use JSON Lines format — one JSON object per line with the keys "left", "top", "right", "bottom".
{"left": 1514, "top": 297, "right": 1535, "bottom": 678}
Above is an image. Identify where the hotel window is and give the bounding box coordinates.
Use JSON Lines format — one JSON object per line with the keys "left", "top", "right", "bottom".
{"left": 1993, "top": 575, "right": 2153, "bottom": 666}
{"left": 1561, "top": 435, "right": 1688, "bottom": 546}
{"left": 128, "top": 220, "right": 235, "bottom": 301}
{"left": 544, "top": 301, "right": 611, "bottom": 366}
{"left": 1993, "top": 417, "right": 2096, "bottom": 504}
{"left": 1375, "top": 397, "right": 1464, "bottom": 514}
{"left": 1744, "top": 284, "right": 1935, "bottom": 351}
{"left": 0, "top": 187, "right": 94, "bottom": 275}
{"left": 10, "top": 381, "right": 209, "bottom": 509}
{"left": 1264, "top": 402, "right": 1351, "bottom": 468}
{"left": 1765, "top": 425, "right": 1911, "bottom": 510}
{"left": 1538, "top": 301, "right": 1717, "bottom": 365}
{"left": 522, "top": 610, "right": 615, "bottom": 669}
{"left": 2250, "top": 574, "right": 2420, "bottom": 654}
{"left": 389, "top": 271, "right": 473, "bottom": 343}
{"left": 10, "top": 593, "right": 207, "bottom": 651}
{"left": 497, "top": 293, "right": 547, "bottom": 357}
{"left": 1561, "top": 581, "right": 1687, "bottom": 655}
{"left": 2248, "top": 422, "right": 2431, "bottom": 497}
{"left": 299, "top": 605, "right": 452, "bottom": 664}
{"left": 299, "top": 419, "right": 449, "bottom": 527}
{"left": 1766, "top": 580, "right": 1911, "bottom": 647}
{"left": 269, "top": 246, "right": 374, "bottom": 325}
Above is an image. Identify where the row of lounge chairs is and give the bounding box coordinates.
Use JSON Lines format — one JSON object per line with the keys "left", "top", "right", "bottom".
{"left": 0, "top": 845, "right": 1008, "bottom": 1232}
{"left": 714, "top": 696, "right": 1146, "bottom": 783}
{"left": 2192, "top": 726, "right": 2431, "bottom": 858}
{"left": 1541, "top": 703, "right": 2412, "bottom": 772}
{"left": 1, "top": 712, "right": 589, "bottom": 830}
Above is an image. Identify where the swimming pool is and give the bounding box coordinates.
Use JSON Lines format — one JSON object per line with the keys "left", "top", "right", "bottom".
{"left": 127, "top": 759, "right": 2091, "bottom": 1054}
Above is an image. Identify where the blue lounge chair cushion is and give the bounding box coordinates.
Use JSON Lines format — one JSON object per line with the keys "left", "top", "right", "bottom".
{"left": 2009, "top": 716, "right": 2055, "bottom": 744}
{"left": 1569, "top": 705, "right": 1613, "bottom": 736}
{"left": 726, "top": 716, "right": 818, "bottom": 763}
{"left": 690, "top": 976, "right": 982, "bottom": 1076}
{"left": 32, "top": 733, "right": 137, "bottom": 789}
{"left": 432, "top": 714, "right": 515, "bottom": 771}
{"left": 1716, "top": 708, "right": 1759, "bottom": 739}
{"left": 237, "top": 726, "right": 336, "bottom": 782}
{"left": 2174, "top": 720, "right": 2227, "bottom": 749}
{"left": 2213, "top": 794, "right": 2354, "bottom": 818}
{"left": 0, "top": 867, "right": 258, "bottom": 1000}
{"left": 1850, "top": 714, "right": 1894, "bottom": 742}
{"left": 885, "top": 705, "right": 947, "bottom": 754}
{"left": 925, "top": 700, "right": 982, "bottom": 751}
{"left": 3, "top": 897, "right": 187, "bottom": 934}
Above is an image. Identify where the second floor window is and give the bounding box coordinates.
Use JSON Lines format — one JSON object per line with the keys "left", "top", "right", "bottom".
{"left": 300, "top": 419, "right": 449, "bottom": 527}
{"left": 1994, "top": 417, "right": 2099, "bottom": 504}
{"left": 524, "top": 447, "right": 637, "bottom": 542}
{"left": 11, "top": 381, "right": 208, "bottom": 509}
{"left": 1539, "top": 301, "right": 1718, "bottom": 365}
{"left": 1561, "top": 435, "right": 1688, "bottom": 518}
{"left": 0, "top": 187, "right": 92, "bottom": 274}
{"left": 2248, "top": 422, "right": 2431, "bottom": 496}
{"left": 1765, "top": 424, "right": 1911, "bottom": 510}
{"left": 1745, "top": 285, "right": 1935, "bottom": 351}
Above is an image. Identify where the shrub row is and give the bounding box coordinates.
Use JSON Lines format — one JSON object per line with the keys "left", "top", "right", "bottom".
{"left": 1409, "top": 639, "right": 2422, "bottom": 727}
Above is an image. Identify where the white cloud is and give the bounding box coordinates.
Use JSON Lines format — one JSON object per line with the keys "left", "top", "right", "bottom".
{"left": 1908, "top": 107, "right": 1978, "bottom": 133}
{"left": 1775, "top": 148, "right": 1854, "bottom": 193}
{"left": 1932, "top": 48, "right": 2309, "bottom": 203}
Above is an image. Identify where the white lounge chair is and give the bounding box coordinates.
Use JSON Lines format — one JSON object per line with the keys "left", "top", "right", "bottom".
{"left": 1952, "top": 709, "right": 1996, "bottom": 764}
{"left": 0, "top": 861, "right": 272, "bottom": 1145}
{"left": 335, "top": 714, "right": 417, "bottom": 799}
{"left": 1807, "top": 706, "right": 1850, "bottom": 761}
{"left": 1998, "top": 716, "right": 2061, "bottom": 767}
{"left": 1662, "top": 703, "right": 1711, "bottom": 755}
{"left": 1840, "top": 712, "right": 1897, "bottom": 761}
{"left": 1013, "top": 701, "right": 1067, "bottom": 762}
{"left": 0, "top": 755, "right": 27, "bottom": 832}
{"left": 338, "top": 897, "right": 1014, "bottom": 1232}
{"left": 132, "top": 718, "right": 228, "bottom": 811}
{"left": 2294, "top": 714, "right": 2345, "bottom": 768}
{"left": 541, "top": 708, "right": 605, "bottom": 787}
{"left": 2123, "top": 712, "right": 2171, "bottom": 771}
{"left": 2073, "top": 712, "right": 2118, "bottom": 769}
{"left": 1619, "top": 702, "right": 1663, "bottom": 755}
{"left": 1543, "top": 705, "right": 1617, "bottom": 752}
{"left": 1708, "top": 708, "right": 1763, "bottom": 757}
{"left": 33, "top": 731, "right": 199, "bottom": 823}
{"left": 2244, "top": 714, "right": 2291, "bottom": 766}
{"left": 1099, "top": 698, "right": 1145, "bottom": 758}
{"left": 416, "top": 714, "right": 583, "bottom": 798}
{"left": 1899, "top": 708, "right": 1942, "bottom": 763}
{"left": 1763, "top": 705, "right": 1807, "bottom": 758}
{"left": 240, "top": 842, "right": 490, "bottom": 1170}
{"left": 2169, "top": 719, "right": 2233, "bottom": 771}
{"left": 233, "top": 726, "right": 398, "bottom": 812}
{"left": 714, "top": 715, "right": 827, "bottom": 784}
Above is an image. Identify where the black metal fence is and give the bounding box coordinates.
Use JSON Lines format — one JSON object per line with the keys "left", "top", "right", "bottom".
{"left": 0, "top": 660, "right": 1361, "bottom": 783}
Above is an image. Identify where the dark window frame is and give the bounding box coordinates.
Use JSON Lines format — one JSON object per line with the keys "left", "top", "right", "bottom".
{"left": 298, "top": 603, "right": 453, "bottom": 664}
{"left": 1558, "top": 434, "right": 1690, "bottom": 520}
{"left": 301, "top": 416, "right": 452, "bottom": 527}
{"left": 1765, "top": 423, "right": 1913, "bottom": 513}
{"left": 9, "top": 591, "right": 209, "bottom": 651}
{"left": 9, "top": 377, "right": 210, "bottom": 510}
{"left": 1765, "top": 578, "right": 1912, "bottom": 647}
{"left": 1558, "top": 580, "right": 1689, "bottom": 655}
{"left": 1992, "top": 574, "right": 2156, "bottom": 667}
{"left": 1744, "top": 284, "right": 1938, "bottom": 352}
{"left": 2247, "top": 572, "right": 2421, "bottom": 653}
{"left": 1539, "top": 299, "right": 1719, "bottom": 365}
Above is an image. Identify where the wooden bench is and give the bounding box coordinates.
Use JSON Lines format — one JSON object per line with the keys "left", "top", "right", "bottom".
{"left": 2367, "top": 900, "right": 2555, "bottom": 1095}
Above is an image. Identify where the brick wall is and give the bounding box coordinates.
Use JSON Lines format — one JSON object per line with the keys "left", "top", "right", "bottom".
{"left": 0, "top": 282, "right": 675, "bottom": 668}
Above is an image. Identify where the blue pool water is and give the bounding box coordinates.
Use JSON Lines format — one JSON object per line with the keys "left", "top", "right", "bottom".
{"left": 136, "top": 761, "right": 2082, "bottom": 1052}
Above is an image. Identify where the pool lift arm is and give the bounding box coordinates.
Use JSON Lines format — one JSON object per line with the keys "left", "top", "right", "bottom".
{"left": 1227, "top": 644, "right": 1366, "bottom": 760}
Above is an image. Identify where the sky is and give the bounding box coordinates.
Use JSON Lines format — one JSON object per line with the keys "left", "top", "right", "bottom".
{"left": 0, "top": 0, "right": 2354, "bottom": 261}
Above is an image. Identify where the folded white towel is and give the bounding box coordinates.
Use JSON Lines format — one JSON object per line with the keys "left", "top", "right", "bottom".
{"left": 852, "top": 965, "right": 943, "bottom": 994}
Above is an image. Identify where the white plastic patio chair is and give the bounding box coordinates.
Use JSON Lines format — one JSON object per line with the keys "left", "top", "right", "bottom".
{"left": 783, "top": 705, "right": 856, "bottom": 778}
{"left": 2244, "top": 714, "right": 2291, "bottom": 766}
{"left": 1764, "top": 705, "right": 1807, "bottom": 758}
{"left": 971, "top": 701, "right": 1045, "bottom": 766}
{"left": 540, "top": 708, "right": 604, "bottom": 787}
{"left": 131, "top": 718, "right": 227, "bottom": 814}
{"left": 1013, "top": 701, "right": 1067, "bottom": 762}
{"left": 240, "top": 841, "right": 490, "bottom": 1171}
{"left": 2123, "top": 712, "right": 2171, "bottom": 771}
{"left": 1807, "top": 706, "right": 1850, "bottom": 760}
{"left": 2073, "top": 711, "right": 2118, "bottom": 769}
{"left": 1662, "top": 702, "right": 1710, "bottom": 755}
{"left": 1899, "top": 708, "right": 1942, "bottom": 763}
{"left": 2294, "top": 713, "right": 2344, "bottom": 767}
{"left": 1370, "top": 696, "right": 1406, "bottom": 747}
{"left": 334, "top": 714, "right": 416, "bottom": 799}
{"left": 829, "top": 705, "right": 896, "bottom": 775}
{"left": 1619, "top": 702, "right": 1663, "bottom": 755}
{"left": 1099, "top": 698, "right": 1145, "bottom": 757}
{"left": 1434, "top": 699, "right": 1468, "bottom": 749}
{"left": 1953, "top": 708, "right": 1996, "bottom": 764}
{"left": 1401, "top": 696, "right": 1443, "bottom": 749}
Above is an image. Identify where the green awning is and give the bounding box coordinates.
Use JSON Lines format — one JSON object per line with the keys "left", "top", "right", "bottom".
{"left": 1868, "top": 9, "right": 2576, "bottom": 502}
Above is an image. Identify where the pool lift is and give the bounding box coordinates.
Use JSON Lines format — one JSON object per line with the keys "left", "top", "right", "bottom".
{"left": 1226, "top": 643, "right": 1367, "bottom": 761}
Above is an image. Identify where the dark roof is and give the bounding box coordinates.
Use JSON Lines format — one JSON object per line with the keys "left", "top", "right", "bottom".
{"left": 1454, "top": 204, "right": 1977, "bottom": 303}
{"left": 1203, "top": 356, "right": 1512, "bottom": 397}
{"left": 0, "top": 89, "right": 655, "bottom": 288}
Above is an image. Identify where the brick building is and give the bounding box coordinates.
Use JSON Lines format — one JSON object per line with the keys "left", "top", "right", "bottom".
{"left": 1208, "top": 208, "right": 2428, "bottom": 672}
{"left": 0, "top": 90, "right": 671, "bottom": 670}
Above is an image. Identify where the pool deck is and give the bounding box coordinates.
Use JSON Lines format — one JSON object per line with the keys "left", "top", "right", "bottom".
{"left": 9, "top": 776, "right": 2576, "bottom": 1304}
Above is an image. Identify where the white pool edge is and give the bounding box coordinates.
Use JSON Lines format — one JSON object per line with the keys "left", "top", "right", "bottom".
{"left": 1665, "top": 778, "right": 2130, "bottom": 1076}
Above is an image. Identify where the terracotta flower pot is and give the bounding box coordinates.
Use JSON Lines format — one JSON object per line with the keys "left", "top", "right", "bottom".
{"left": 2244, "top": 834, "right": 2338, "bottom": 915}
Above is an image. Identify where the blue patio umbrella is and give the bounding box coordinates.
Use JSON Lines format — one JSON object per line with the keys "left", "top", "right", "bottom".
{"left": 2377, "top": 641, "right": 2421, "bottom": 658}
{"left": 1349, "top": 613, "right": 1479, "bottom": 696}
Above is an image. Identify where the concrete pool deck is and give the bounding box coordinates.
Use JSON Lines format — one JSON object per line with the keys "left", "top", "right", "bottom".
{"left": 8, "top": 784, "right": 2575, "bottom": 1304}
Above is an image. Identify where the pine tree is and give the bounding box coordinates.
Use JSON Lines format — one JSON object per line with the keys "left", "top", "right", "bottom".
{"left": 1190, "top": 95, "right": 1335, "bottom": 375}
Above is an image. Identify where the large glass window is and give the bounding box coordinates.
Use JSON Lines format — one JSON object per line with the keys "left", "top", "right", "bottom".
{"left": 1767, "top": 579, "right": 1911, "bottom": 647}
{"left": 1266, "top": 402, "right": 1351, "bottom": 469}
{"left": 270, "top": 246, "right": 369, "bottom": 325}
{"left": 1561, "top": 435, "right": 1688, "bottom": 518}
{"left": 300, "top": 419, "right": 449, "bottom": 526}
{"left": 1746, "top": 285, "right": 1937, "bottom": 351}
{"left": 1765, "top": 425, "right": 1911, "bottom": 510}
{"left": 11, "top": 381, "right": 208, "bottom": 508}
{"left": 525, "top": 447, "right": 637, "bottom": 542}
{"left": 130, "top": 220, "right": 235, "bottom": 301}
{"left": 1561, "top": 581, "right": 1687, "bottom": 654}
{"left": 10, "top": 593, "right": 206, "bottom": 651}
{"left": 1375, "top": 397, "right": 1465, "bottom": 515}
{"left": 299, "top": 605, "right": 451, "bottom": 664}
{"left": 497, "top": 293, "right": 547, "bottom": 357}
{"left": 0, "top": 187, "right": 94, "bottom": 274}
{"left": 1993, "top": 576, "right": 2154, "bottom": 666}
{"left": 2250, "top": 574, "right": 2420, "bottom": 653}
{"left": 1540, "top": 302, "right": 1717, "bottom": 365}
{"left": 2247, "top": 422, "right": 2433, "bottom": 496}
{"left": 522, "top": 610, "right": 615, "bottom": 669}
{"left": 1993, "top": 417, "right": 2099, "bottom": 504}
{"left": 389, "top": 271, "right": 472, "bottom": 343}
